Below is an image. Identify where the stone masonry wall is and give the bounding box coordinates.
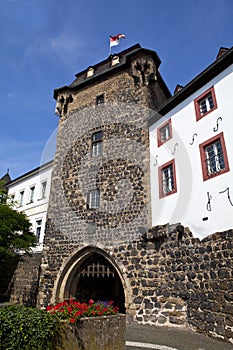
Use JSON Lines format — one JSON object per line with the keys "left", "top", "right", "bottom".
{"left": 110, "top": 225, "right": 233, "bottom": 343}
{"left": 38, "top": 52, "right": 167, "bottom": 307}
{"left": 9, "top": 253, "right": 41, "bottom": 307}
{"left": 37, "top": 50, "right": 233, "bottom": 345}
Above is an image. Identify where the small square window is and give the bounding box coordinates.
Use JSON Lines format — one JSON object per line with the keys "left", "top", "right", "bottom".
{"left": 92, "top": 131, "right": 103, "bottom": 157}
{"left": 199, "top": 132, "right": 230, "bottom": 181}
{"left": 87, "top": 190, "right": 100, "bottom": 209}
{"left": 159, "top": 159, "right": 177, "bottom": 198}
{"left": 194, "top": 86, "right": 217, "bottom": 121}
{"left": 157, "top": 119, "right": 172, "bottom": 147}
{"left": 96, "top": 94, "right": 104, "bottom": 105}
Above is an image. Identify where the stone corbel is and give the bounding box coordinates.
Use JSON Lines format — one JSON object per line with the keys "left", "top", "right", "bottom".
{"left": 55, "top": 94, "right": 74, "bottom": 116}
{"left": 130, "top": 57, "right": 157, "bottom": 87}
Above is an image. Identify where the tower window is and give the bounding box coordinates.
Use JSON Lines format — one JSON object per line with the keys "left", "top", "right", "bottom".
{"left": 96, "top": 94, "right": 104, "bottom": 105}
{"left": 92, "top": 131, "right": 103, "bottom": 157}
{"left": 88, "top": 190, "right": 100, "bottom": 209}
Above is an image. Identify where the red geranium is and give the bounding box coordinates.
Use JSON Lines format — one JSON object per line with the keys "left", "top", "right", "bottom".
{"left": 46, "top": 299, "right": 119, "bottom": 324}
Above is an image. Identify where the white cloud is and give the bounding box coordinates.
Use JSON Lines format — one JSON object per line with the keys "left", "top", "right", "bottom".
{"left": 23, "top": 30, "right": 84, "bottom": 67}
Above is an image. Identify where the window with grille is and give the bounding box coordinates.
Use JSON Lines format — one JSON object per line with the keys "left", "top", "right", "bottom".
{"left": 159, "top": 160, "right": 177, "bottom": 198}
{"left": 157, "top": 119, "right": 172, "bottom": 146}
{"left": 92, "top": 131, "right": 103, "bottom": 157}
{"left": 199, "top": 132, "right": 230, "bottom": 181}
{"left": 88, "top": 189, "right": 100, "bottom": 209}
{"left": 194, "top": 86, "right": 217, "bottom": 120}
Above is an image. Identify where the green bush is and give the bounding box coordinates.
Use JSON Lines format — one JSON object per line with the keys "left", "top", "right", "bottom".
{"left": 0, "top": 305, "right": 60, "bottom": 350}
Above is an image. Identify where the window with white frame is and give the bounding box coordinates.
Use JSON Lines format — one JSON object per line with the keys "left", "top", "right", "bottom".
{"left": 29, "top": 186, "right": 35, "bottom": 203}
{"left": 40, "top": 181, "right": 47, "bottom": 199}
{"left": 19, "top": 190, "right": 24, "bottom": 206}
{"left": 159, "top": 160, "right": 177, "bottom": 198}
{"left": 157, "top": 119, "right": 172, "bottom": 147}
{"left": 194, "top": 86, "right": 217, "bottom": 120}
{"left": 92, "top": 131, "right": 103, "bottom": 157}
{"left": 88, "top": 189, "right": 100, "bottom": 209}
{"left": 199, "top": 132, "right": 230, "bottom": 181}
{"left": 35, "top": 219, "right": 42, "bottom": 244}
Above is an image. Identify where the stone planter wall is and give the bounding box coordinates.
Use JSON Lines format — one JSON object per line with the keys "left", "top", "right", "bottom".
{"left": 53, "top": 314, "right": 126, "bottom": 350}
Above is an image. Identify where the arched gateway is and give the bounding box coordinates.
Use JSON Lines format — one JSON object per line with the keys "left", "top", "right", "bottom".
{"left": 54, "top": 246, "right": 126, "bottom": 313}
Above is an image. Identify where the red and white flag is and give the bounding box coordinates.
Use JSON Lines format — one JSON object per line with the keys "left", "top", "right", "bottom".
{"left": 110, "top": 34, "right": 126, "bottom": 47}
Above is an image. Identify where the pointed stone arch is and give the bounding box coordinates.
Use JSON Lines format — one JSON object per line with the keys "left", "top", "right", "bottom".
{"left": 52, "top": 244, "right": 134, "bottom": 315}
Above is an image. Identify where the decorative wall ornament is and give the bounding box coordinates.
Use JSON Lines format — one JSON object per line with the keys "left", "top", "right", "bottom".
{"left": 171, "top": 143, "right": 178, "bottom": 155}
{"left": 154, "top": 155, "right": 158, "bottom": 166}
{"left": 189, "top": 133, "right": 198, "bottom": 145}
{"left": 219, "top": 187, "right": 233, "bottom": 206}
{"left": 213, "top": 117, "right": 222, "bottom": 132}
{"left": 206, "top": 191, "right": 212, "bottom": 211}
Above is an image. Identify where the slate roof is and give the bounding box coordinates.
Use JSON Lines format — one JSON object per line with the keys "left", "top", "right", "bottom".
{"left": 53, "top": 43, "right": 170, "bottom": 99}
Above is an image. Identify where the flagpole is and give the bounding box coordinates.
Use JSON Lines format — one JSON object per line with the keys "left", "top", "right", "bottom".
{"left": 109, "top": 36, "right": 112, "bottom": 56}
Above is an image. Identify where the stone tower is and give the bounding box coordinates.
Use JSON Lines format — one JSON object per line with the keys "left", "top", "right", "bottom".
{"left": 37, "top": 44, "right": 170, "bottom": 314}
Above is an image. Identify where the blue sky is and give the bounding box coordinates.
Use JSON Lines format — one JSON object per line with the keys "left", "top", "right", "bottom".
{"left": 0, "top": 0, "right": 232, "bottom": 179}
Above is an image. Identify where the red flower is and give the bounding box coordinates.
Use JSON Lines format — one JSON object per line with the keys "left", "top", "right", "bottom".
{"left": 70, "top": 318, "right": 76, "bottom": 323}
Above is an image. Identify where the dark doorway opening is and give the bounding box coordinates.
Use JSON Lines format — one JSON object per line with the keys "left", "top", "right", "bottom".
{"left": 73, "top": 253, "right": 125, "bottom": 313}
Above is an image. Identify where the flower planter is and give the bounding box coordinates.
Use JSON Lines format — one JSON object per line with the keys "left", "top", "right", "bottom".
{"left": 53, "top": 313, "right": 126, "bottom": 350}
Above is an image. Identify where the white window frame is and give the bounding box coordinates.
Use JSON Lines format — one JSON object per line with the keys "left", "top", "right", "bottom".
{"left": 88, "top": 189, "right": 100, "bottom": 209}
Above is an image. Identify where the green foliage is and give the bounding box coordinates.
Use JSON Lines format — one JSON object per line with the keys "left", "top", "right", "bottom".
{"left": 0, "top": 305, "right": 60, "bottom": 350}
{"left": 0, "top": 203, "right": 36, "bottom": 261}
{"left": 0, "top": 180, "right": 7, "bottom": 204}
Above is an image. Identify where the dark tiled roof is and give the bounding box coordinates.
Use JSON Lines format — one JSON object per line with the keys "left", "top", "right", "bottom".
{"left": 54, "top": 44, "right": 164, "bottom": 99}
{"left": 0, "top": 173, "right": 11, "bottom": 186}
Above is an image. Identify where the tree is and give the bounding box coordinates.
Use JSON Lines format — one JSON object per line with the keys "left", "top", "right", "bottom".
{"left": 0, "top": 204, "right": 36, "bottom": 259}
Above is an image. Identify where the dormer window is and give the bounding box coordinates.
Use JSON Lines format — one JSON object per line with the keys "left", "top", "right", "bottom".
{"left": 87, "top": 67, "right": 94, "bottom": 78}
{"left": 111, "top": 55, "right": 120, "bottom": 66}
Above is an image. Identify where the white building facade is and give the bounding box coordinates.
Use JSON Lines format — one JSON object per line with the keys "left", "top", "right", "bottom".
{"left": 7, "top": 161, "right": 53, "bottom": 251}
{"left": 149, "top": 47, "right": 233, "bottom": 239}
